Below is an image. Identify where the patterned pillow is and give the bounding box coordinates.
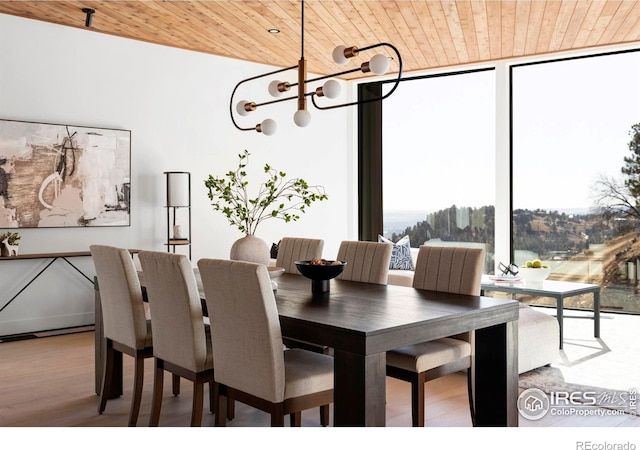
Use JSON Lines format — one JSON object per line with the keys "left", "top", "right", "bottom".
{"left": 378, "top": 235, "right": 414, "bottom": 270}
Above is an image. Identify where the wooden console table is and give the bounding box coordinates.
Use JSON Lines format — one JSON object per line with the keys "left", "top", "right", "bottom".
{"left": 0, "top": 252, "right": 94, "bottom": 314}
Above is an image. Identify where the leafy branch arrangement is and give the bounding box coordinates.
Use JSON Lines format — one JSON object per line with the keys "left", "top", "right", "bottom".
{"left": 204, "top": 150, "right": 328, "bottom": 235}
{"left": 0, "top": 231, "right": 20, "bottom": 245}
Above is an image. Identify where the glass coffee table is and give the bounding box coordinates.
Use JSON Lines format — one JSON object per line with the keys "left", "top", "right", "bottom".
{"left": 481, "top": 275, "right": 600, "bottom": 349}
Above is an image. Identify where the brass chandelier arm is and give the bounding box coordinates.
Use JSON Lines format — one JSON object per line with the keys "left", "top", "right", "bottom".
{"left": 304, "top": 42, "right": 402, "bottom": 86}
{"left": 304, "top": 66, "right": 365, "bottom": 84}
{"left": 230, "top": 41, "right": 402, "bottom": 129}
{"left": 229, "top": 64, "right": 298, "bottom": 131}
{"left": 311, "top": 42, "right": 403, "bottom": 111}
{"left": 228, "top": 0, "right": 403, "bottom": 134}
{"left": 253, "top": 91, "right": 315, "bottom": 109}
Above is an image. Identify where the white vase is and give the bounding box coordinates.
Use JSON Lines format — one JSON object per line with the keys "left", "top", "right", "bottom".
{"left": 230, "top": 235, "right": 270, "bottom": 266}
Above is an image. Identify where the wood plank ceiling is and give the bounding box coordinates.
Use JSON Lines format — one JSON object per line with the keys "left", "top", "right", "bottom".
{"left": 1, "top": 1, "right": 639, "bottom": 79}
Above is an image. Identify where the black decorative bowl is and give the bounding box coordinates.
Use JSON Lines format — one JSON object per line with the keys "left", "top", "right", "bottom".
{"left": 295, "top": 260, "right": 347, "bottom": 294}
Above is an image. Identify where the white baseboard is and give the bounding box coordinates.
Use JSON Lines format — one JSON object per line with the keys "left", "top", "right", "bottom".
{"left": 0, "top": 312, "right": 94, "bottom": 337}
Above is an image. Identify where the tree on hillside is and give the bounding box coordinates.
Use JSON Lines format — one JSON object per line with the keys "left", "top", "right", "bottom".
{"left": 592, "top": 123, "right": 640, "bottom": 222}
{"left": 622, "top": 123, "right": 640, "bottom": 197}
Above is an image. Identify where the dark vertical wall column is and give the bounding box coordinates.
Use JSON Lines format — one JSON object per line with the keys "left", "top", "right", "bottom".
{"left": 357, "top": 82, "right": 383, "bottom": 242}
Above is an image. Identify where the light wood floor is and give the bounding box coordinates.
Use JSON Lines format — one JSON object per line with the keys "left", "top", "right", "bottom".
{"left": 0, "top": 330, "right": 638, "bottom": 428}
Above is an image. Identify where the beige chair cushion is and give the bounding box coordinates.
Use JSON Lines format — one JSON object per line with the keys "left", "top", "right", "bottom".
{"left": 138, "top": 251, "right": 211, "bottom": 373}
{"left": 335, "top": 240, "right": 392, "bottom": 284}
{"left": 197, "top": 258, "right": 334, "bottom": 404}
{"left": 91, "top": 245, "right": 151, "bottom": 349}
{"left": 275, "top": 237, "right": 324, "bottom": 274}
{"left": 387, "top": 270, "right": 414, "bottom": 287}
{"left": 386, "top": 338, "right": 472, "bottom": 373}
{"left": 283, "top": 349, "right": 333, "bottom": 400}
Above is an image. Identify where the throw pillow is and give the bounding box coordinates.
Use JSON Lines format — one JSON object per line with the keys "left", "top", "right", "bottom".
{"left": 378, "top": 235, "right": 414, "bottom": 270}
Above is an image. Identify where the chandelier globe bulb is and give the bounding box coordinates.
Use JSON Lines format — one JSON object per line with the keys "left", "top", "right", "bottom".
{"left": 293, "top": 109, "right": 311, "bottom": 127}
{"left": 369, "top": 54, "right": 390, "bottom": 75}
{"left": 322, "top": 80, "right": 341, "bottom": 99}
{"left": 236, "top": 100, "right": 251, "bottom": 116}
{"left": 260, "top": 118, "right": 277, "bottom": 135}
{"left": 332, "top": 45, "right": 349, "bottom": 65}
{"left": 268, "top": 80, "right": 283, "bottom": 97}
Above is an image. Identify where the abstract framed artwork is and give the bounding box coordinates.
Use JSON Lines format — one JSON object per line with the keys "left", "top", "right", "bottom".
{"left": 0, "top": 119, "right": 131, "bottom": 228}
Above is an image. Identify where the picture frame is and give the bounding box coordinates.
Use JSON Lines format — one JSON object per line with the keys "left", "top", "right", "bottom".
{"left": 0, "top": 118, "right": 131, "bottom": 228}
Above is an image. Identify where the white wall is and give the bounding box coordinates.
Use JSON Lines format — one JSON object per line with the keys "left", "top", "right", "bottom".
{"left": 0, "top": 14, "right": 354, "bottom": 335}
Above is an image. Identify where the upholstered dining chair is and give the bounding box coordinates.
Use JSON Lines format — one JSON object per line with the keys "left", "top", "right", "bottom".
{"left": 138, "top": 250, "right": 216, "bottom": 427}
{"left": 275, "top": 237, "right": 324, "bottom": 273}
{"left": 197, "top": 258, "right": 334, "bottom": 427}
{"left": 90, "top": 244, "right": 152, "bottom": 427}
{"left": 385, "top": 245, "right": 485, "bottom": 427}
{"left": 274, "top": 236, "right": 328, "bottom": 369}
{"left": 316, "top": 240, "right": 392, "bottom": 362}
{"left": 335, "top": 240, "right": 393, "bottom": 284}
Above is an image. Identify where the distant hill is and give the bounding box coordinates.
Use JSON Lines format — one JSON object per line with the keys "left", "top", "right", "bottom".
{"left": 387, "top": 205, "right": 637, "bottom": 281}
{"left": 383, "top": 210, "right": 430, "bottom": 237}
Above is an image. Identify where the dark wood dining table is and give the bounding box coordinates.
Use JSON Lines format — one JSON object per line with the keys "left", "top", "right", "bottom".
{"left": 94, "top": 271, "right": 520, "bottom": 427}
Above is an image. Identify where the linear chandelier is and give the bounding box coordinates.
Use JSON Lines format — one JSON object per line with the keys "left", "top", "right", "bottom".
{"left": 230, "top": 0, "right": 403, "bottom": 135}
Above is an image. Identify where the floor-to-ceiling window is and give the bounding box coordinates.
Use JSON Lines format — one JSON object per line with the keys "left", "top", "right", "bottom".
{"left": 360, "top": 47, "right": 640, "bottom": 314}
{"left": 380, "top": 69, "right": 496, "bottom": 273}
{"left": 512, "top": 50, "right": 640, "bottom": 313}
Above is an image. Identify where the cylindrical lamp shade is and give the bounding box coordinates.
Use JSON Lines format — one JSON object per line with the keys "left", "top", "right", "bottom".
{"left": 165, "top": 172, "right": 190, "bottom": 207}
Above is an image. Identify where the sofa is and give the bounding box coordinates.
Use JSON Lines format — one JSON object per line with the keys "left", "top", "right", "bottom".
{"left": 386, "top": 246, "right": 559, "bottom": 374}
{"left": 517, "top": 303, "right": 560, "bottom": 373}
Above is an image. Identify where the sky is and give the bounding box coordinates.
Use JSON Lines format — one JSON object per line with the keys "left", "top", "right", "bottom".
{"left": 382, "top": 51, "right": 640, "bottom": 214}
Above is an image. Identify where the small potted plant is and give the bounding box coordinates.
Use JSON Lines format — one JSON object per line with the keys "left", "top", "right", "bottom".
{"left": 0, "top": 231, "right": 21, "bottom": 257}
{"left": 204, "top": 150, "right": 328, "bottom": 265}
